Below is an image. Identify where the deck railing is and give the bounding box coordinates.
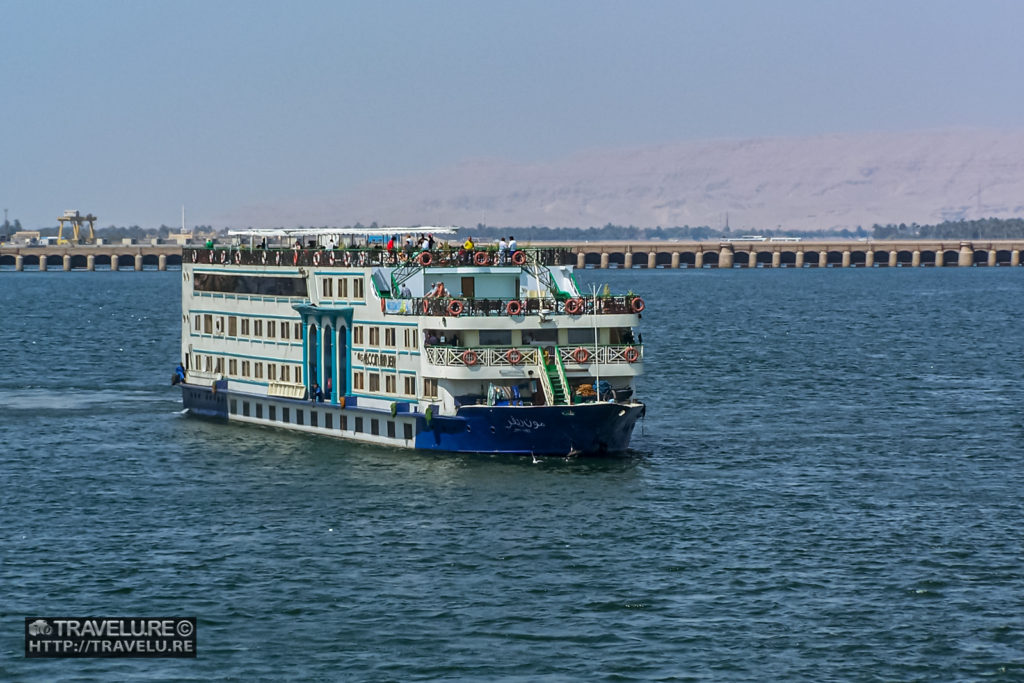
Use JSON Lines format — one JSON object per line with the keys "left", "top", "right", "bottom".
{"left": 187, "top": 246, "right": 575, "bottom": 269}
{"left": 424, "top": 344, "right": 643, "bottom": 367}
{"left": 410, "top": 295, "right": 643, "bottom": 317}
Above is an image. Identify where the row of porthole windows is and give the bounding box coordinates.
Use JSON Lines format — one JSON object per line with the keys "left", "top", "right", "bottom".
{"left": 192, "top": 353, "right": 302, "bottom": 383}
{"left": 229, "top": 398, "right": 413, "bottom": 440}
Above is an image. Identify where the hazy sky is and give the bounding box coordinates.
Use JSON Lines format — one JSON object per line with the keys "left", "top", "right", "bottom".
{"left": 3, "top": 0, "right": 1022, "bottom": 228}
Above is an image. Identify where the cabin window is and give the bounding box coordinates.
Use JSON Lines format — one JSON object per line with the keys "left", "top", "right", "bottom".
{"left": 295, "top": 366, "right": 302, "bottom": 383}
{"left": 387, "top": 421, "right": 396, "bottom": 438}
{"left": 353, "top": 326, "right": 364, "bottom": 345}
{"left": 340, "top": 414, "right": 348, "bottom": 431}
{"left": 403, "top": 376, "right": 416, "bottom": 395}
{"left": 256, "top": 403, "right": 263, "bottom": 419}
{"left": 254, "top": 362, "right": 263, "bottom": 379}
{"left": 215, "top": 357, "right": 223, "bottom": 373}
{"left": 204, "top": 356, "right": 212, "bottom": 372}
{"left": 403, "top": 423, "right": 413, "bottom": 440}
{"left": 424, "top": 378, "right": 438, "bottom": 398}
{"left": 339, "top": 278, "right": 349, "bottom": 298}
{"left": 267, "top": 320, "right": 276, "bottom": 338}
{"left": 269, "top": 405, "right": 276, "bottom": 421}
{"left": 325, "top": 413, "right": 332, "bottom": 429}
{"left": 242, "top": 401, "right": 250, "bottom": 417}
{"left": 385, "top": 374, "right": 396, "bottom": 393}
{"left": 354, "top": 277, "right": 364, "bottom": 299}
{"left": 296, "top": 409, "right": 304, "bottom": 426}
{"left": 479, "top": 329, "right": 512, "bottom": 346}
{"left": 229, "top": 359, "right": 237, "bottom": 375}
{"left": 241, "top": 318, "right": 251, "bottom": 336}
{"left": 230, "top": 399, "right": 237, "bottom": 414}
{"left": 293, "top": 323, "right": 301, "bottom": 339}
{"left": 241, "top": 360, "right": 250, "bottom": 377}
{"left": 353, "top": 372, "right": 364, "bottom": 391}
{"left": 228, "top": 316, "right": 238, "bottom": 337}
{"left": 203, "top": 314, "right": 213, "bottom": 334}
{"left": 525, "top": 329, "right": 557, "bottom": 344}
{"left": 310, "top": 411, "right": 318, "bottom": 427}
{"left": 282, "top": 407, "right": 290, "bottom": 422}
{"left": 281, "top": 365, "right": 290, "bottom": 382}
{"left": 322, "top": 278, "right": 333, "bottom": 298}
{"left": 384, "top": 328, "right": 396, "bottom": 347}
{"left": 566, "top": 328, "right": 596, "bottom": 344}
{"left": 368, "top": 374, "right": 380, "bottom": 392}
{"left": 369, "top": 327, "right": 380, "bottom": 346}
{"left": 254, "top": 320, "right": 264, "bottom": 337}
{"left": 281, "top": 324, "right": 289, "bottom": 340}
{"left": 267, "top": 365, "right": 277, "bottom": 381}
{"left": 192, "top": 355, "right": 201, "bottom": 370}
{"left": 354, "top": 417, "right": 363, "bottom": 433}
{"left": 370, "top": 418, "right": 379, "bottom": 435}
{"left": 194, "top": 315, "right": 201, "bottom": 333}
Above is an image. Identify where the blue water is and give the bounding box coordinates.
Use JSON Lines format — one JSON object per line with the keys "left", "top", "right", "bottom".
{"left": 1, "top": 268, "right": 1023, "bottom": 680}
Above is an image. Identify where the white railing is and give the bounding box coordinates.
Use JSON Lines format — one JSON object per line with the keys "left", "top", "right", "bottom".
{"left": 424, "top": 344, "right": 642, "bottom": 367}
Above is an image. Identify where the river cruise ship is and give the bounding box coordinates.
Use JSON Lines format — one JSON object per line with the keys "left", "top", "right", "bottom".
{"left": 177, "top": 228, "right": 645, "bottom": 456}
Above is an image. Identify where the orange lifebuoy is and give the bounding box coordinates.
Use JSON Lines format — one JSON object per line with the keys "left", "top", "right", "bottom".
{"left": 191, "top": 249, "right": 199, "bottom": 263}
{"left": 447, "top": 299, "right": 464, "bottom": 316}
{"left": 219, "top": 250, "right": 227, "bottom": 264}
{"left": 565, "top": 298, "right": 583, "bottom": 315}
{"left": 421, "top": 299, "right": 431, "bottom": 314}
{"left": 506, "top": 300, "right": 522, "bottom": 316}
{"left": 511, "top": 250, "right": 526, "bottom": 265}
{"left": 624, "top": 346, "right": 640, "bottom": 363}
{"left": 417, "top": 251, "right": 433, "bottom": 266}
{"left": 572, "top": 346, "right": 590, "bottom": 364}
{"left": 328, "top": 251, "right": 336, "bottom": 266}
{"left": 313, "top": 251, "right": 322, "bottom": 266}
{"left": 234, "top": 250, "right": 242, "bottom": 264}
{"left": 507, "top": 349, "right": 522, "bottom": 365}
{"left": 630, "top": 297, "right": 645, "bottom": 313}
{"left": 275, "top": 251, "right": 282, "bottom": 265}
{"left": 292, "top": 249, "right": 299, "bottom": 266}
{"left": 461, "top": 349, "right": 478, "bottom": 366}
{"left": 474, "top": 251, "right": 489, "bottom": 266}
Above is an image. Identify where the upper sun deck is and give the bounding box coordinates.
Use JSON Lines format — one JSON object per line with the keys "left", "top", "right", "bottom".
{"left": 185, "top": 245, "right": 576, "bottom": 269}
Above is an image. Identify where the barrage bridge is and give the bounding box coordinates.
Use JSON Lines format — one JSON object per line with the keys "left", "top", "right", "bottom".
{"left": 2, "top": 239, "right": 1024, "bottom": 271}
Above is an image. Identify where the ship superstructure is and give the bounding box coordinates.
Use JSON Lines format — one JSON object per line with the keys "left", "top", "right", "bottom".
{"left": 178, "top": 228, "right": 645, "bottom": 456}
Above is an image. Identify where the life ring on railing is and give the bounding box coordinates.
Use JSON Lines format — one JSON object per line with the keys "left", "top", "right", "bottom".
{"left": 261, "top": 250, "right": 268, "bottom": 265}
{"left": 474, "top": 251, "right": 489, "bottom": 266}
{"left": 507, "top": 348, "right": 522, "bottom": 365}
{"left": 461, "top": 349, "right": 478, "bottom": 366}
{"left": 572, "top": 346, "right": 591, "bottom": 364}
{"left": 292, "top": 249, "right": 299, "bottom": 266}
{"left": 447, "top": 299, "right": 464, "bottom": 317}
{"left": 234, "top": 250, "right": 242, "bottom": 264}
{"left": 565, "top": 298, "right": 583, "bottom": 315}
{"left": 511, "top": 250, "right": 527, "bottom": 265}
{"left": 275, "top": 251, "right": 282, "bottom": 265}
{"left": 417, "top": 251, "right": 433, "bottom": 266}
{"left": 624, "top": 346, "right": 640, "bottom": 363}
{"left": 191, "top": 249, "right": 199, "bottom": 263}
{"left": 421, "top": 299, "right": 431, "bottom": 314}
{"left": 630, "top": 297, "right": 645, "bottom": 313}
{"left": 506, "top": 300, "right": 523, "bottom": 316}
{"left": 328, "top": 251, "right": 336, "bottom": 266}
{"left": 312, "top": 251, "right": 321, "bottom": 266}
{"left": 219, "top": 250, "right": 227, "bottom": 264}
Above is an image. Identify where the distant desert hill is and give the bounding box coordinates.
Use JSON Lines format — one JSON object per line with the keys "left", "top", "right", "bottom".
{"left": 238, "top": 128, "right": 1024, "bottom": 231}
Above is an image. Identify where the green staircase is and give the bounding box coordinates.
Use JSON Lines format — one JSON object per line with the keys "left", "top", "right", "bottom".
{"left": 541, "top": 346, "right": 572, "bottom": 405}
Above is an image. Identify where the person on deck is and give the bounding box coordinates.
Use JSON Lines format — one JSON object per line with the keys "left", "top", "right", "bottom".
{"left": 311, "top": 383, "right": 324, "bottom": 402}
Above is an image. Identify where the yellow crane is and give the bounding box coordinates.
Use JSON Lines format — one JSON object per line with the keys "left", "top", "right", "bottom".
{"left": 56, "top": 210, "right": 97, "bottom": 245}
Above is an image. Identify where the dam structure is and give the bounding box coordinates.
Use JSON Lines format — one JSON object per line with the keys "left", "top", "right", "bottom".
{"left": 2, "top": 240, "right": 1024, "bottom": 271}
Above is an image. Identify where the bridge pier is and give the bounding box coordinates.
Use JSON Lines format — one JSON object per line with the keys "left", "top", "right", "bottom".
{"left": 1013, "top": 250, "right": 1020, "bottom": 266}
{"left": 87, "top": 254, "right": 95, "bottom": 271}
{"left": 795, "top": 251, "right": 805, "bottom": 268}
{"left": 670, "top": 252, "right": 679, "bottom": 268}
{"left": 889, "top": 251, "right": 898, "bottom": 267}
{"left": 623, "top": 252, "right": 633, "bottom": 269}
{"left": 63, "top": 254, "right": 71, "bottom": 271}
{"left": 747, "top": 251, "right": 757, "bottom": 268}
{"left": 576, "top": 252, "right": 586, "bottom": 269}
{"left": 15, "top": 255, "right": 23, "bottom": 271}
{"left": 159, "top": 254, "right": 167, "bottom": 271}
{"left": 772, "top": 252, "right": 781, "bottom": 268}
{"left": 135, "top": 253, "right": 143, "bottom": 271}
{"left": 111, "top": 254, "right": 120, "bottom": 271}
{"left": 694, "top": 251, "right": 704, "bottom": 269}
{"left": 39, "top": 255, "right": 48, "bottom": 272}
{"left": 912, "top": 250, "right": 921, "bottom": 267}
{"left": 865, "top": 251, "right": 874, "bottom": 268}
{"left": 987, "top": 250, "right": 996, "bottom": 267}
{"left": 647, "top": 252, "right": 656, "bottom": 269}
{"left": 842, "top": 250, "right": 851, "bottom": 268}
{"left": 959, "top": 243, "right": 974, "bottom": 267}
{"left": 935, "top": 251, "right": 943, "bottom": 267}
{"left": 719, "top": 246, "right": 734, "bottom": 269}
{"left": 818, "top": 252, "right": 827, "bottom": 268}
{"left": 600, "top": 253, "right": 609, "bottom": 269}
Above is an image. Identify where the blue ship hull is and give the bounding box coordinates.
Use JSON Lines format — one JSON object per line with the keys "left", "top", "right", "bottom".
{"left": 180, "top": 383, "right": 643, "bottom": 457}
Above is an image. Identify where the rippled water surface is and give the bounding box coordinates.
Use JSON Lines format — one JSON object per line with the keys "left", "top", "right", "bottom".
{"left": 1, "top": 268, "right": 1023, "bottom": 681}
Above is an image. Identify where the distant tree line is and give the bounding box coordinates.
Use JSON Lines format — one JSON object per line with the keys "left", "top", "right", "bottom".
{"left": 871, "top": 218, "right": 1024, "bottom": 240}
